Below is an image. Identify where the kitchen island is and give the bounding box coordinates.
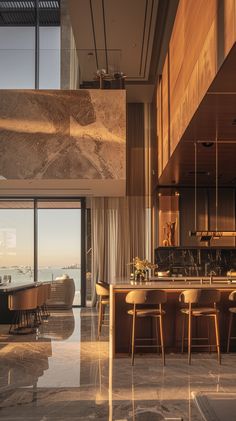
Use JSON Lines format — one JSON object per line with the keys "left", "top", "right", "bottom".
{"left": 110, "top": 277, "right": 236, "bottom": 358}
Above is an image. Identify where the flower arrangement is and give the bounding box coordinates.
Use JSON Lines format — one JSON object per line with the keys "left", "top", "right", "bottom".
{"left": 128, "top": 257, "right": 158, "bottom": 280}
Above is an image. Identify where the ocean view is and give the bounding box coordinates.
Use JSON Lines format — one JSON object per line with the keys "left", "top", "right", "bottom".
{"left": 0, "top": 267, "right": 81, "bottom": 291}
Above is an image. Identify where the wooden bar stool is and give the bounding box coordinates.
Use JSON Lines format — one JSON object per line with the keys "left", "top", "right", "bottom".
{"left": 227, "top": 290, "right": 236, "bottom": 352}
{"left": 96, "top": 281, "right": 109, "bottom": 339}
{"left": 8, "top": 287, "right": 38, "bottom": 334}
{"left": 180, "top": 289, "right": 221, "bottom": 365}
{"left": 126, "top": 289, "right": 167, "bottom": 366}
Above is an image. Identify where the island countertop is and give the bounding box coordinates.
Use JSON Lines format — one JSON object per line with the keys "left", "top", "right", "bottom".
{"left": 110, "top": 276, "right": 236, "bottom": 290}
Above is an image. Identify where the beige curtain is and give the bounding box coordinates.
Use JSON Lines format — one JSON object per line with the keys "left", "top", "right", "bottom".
{"left": 91, "top": 196, "right": 148, "bottom": 305}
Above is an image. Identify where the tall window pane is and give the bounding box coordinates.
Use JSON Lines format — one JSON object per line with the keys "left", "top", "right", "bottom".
{"left": 39, "top": 27, "right": 61, "bottom": 89}
{"left": 37, "top": 201, "right": 81, "bottom": 305}
{"left": 0, "top": 27, "right": 35, "bottom": 89}
{"left": 0, "top": 200, "right": 34, "bottom": 282}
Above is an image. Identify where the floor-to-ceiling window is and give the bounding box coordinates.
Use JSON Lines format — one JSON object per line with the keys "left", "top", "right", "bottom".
{"left": 0, "top": 1, "right": 60, "bottom": 89}
{"left": 0, "top": 198, "right": 85, "bottom": 306}
{"left": 37, "top": 201, "right": 82, "bottom": 306}
{"left": 0, "top": 200, "right": 34, "bottom": 282}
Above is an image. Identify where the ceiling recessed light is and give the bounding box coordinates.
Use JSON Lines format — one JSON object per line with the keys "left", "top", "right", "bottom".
{"left": 202, "top": 142, "right": 214, "bottom": 147}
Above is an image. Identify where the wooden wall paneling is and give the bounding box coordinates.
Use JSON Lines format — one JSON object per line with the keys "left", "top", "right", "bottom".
{"left": 184, "top": 62, "right": 199, "bottom": 129}
{"left": 162, "top": 54, "right": 169, "bottom": 169}
{"left": 157, "top": 79, "right": 163, "bottom": 177}
{"left": 222, "top": 0, "right": 235, "bottom": 63}
{"left": 169, "top": 0, "right": 185, "bottom": 99}
{"left": 126, "top": 104, "right": 145, "bottom": 196}
{"left": 158, "top": 0, "right": 236, "bottom": 182}
{"left": 169, "top": 0, "right": 184, "bottom": 158}
{"left": 198, "top": 20, "right": 217, "bottom": 105}
{"left": 184, "top": 0, "right": 217, "bottom": 87}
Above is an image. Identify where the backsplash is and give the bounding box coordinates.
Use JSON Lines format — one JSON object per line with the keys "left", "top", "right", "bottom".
{"left": 155, "top": 247, "right": 236, "bottom": 276}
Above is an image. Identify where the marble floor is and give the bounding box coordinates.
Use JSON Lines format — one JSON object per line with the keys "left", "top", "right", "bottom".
{"left": 0, "top": 309, "right": 236, "bottom": 420}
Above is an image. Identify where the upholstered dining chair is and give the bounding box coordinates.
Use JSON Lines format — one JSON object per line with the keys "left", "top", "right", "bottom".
{"left": 8, "top": 287, "right": 38, "bottom": 334}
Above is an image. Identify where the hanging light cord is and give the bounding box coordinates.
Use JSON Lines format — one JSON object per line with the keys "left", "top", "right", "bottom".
{"left": 194, "top": 142, "right": 197, "bottom": 232}
{"left": 216, "top": 126, "right": 218, "bottom": 232}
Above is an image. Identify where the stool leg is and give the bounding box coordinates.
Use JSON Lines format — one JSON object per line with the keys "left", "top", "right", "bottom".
{"left": 207, "top": 317, "right": 211, "bottom": 353}
{"left": 155, "top": 317, "right": 160, "bottom": 354}
{"left": 131, "top": 309, "right": 136, "bottom": 366}
{"left": 98, "top": 300, "right": 102, "bottom": 339}
{"left": 181, "top": 314, "right": 185, "bottom": 353}
{"left": 102, "top": 303, "right": 105, "bottom": 324}
{"left": 159, "top": 314, "right": 165, "bottom": 366}
{"left": 214, "top": 314, "right": 221, "bottom": 364}
{"left": 188, "top": 309, "right": 192, "bottom": 365}
{"left": 227, "top": 312, "right": 233, "bottom": 353}
{"left": 128, "top": 316, "right": 132, "bottom": 356}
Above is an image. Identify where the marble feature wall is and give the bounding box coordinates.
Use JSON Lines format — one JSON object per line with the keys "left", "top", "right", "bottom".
{"left": 0, "top": 89, "right": 126, "bottom": 181}
{"left": 155, "top": 247, "right": 236, "bottom": 276}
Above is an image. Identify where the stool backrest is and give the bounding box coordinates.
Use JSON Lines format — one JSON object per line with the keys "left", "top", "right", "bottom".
{"left": 96, "top": 282, "right": 109, "bottom": 297}
{"left": 229, "top": 290, "right": 236, "bottom": 301}
{"left": 46, "top": 283, "right": 52, "bottom": 299}
{"left": 37, "top": 285, "right": 45, "bottom": 307}
{"left": 179, "top": 289, "right": 221, "bottom": 305}
{"left": 8, "top": 287, "right": 38, "bottom": 311}
{"left": 126, "top": 289, "right": 167, "bottom": 305}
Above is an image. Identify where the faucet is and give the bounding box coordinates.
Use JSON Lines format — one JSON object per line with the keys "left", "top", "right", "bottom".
{"left": 209, "top": 270, "right": 216, "bottom": 284}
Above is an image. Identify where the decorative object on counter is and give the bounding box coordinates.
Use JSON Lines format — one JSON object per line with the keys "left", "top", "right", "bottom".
{"left": 227, "top": 269, "right": 236, "bottom": 277}
{"left": 157, "top": 271, "right": 170, "bottom": 277}
{"left": 163, "top": 221, "right": 176, "bottom": 246}
{"left": 128, "top": 257, "right": 157, "bottom": 281}
{"left": 158, "top": 194, "right": 179, "bottom": 247}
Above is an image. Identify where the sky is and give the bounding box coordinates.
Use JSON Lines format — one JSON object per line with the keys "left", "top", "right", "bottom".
{"left": 0, "top": 208, "right": 81, "bottom": 267}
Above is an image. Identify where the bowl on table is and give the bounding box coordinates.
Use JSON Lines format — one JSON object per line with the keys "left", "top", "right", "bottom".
{"left": 157, "top": 271, "right": 170, "bottom": 277}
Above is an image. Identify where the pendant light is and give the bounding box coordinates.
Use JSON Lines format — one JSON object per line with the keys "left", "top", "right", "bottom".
{"left": 190, "top": 134, "right": 236, "bottom": 241}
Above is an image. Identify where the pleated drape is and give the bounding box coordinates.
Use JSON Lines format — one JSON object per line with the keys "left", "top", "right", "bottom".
{"left": 91, "top": 196, "right": 148, "bottom": 305}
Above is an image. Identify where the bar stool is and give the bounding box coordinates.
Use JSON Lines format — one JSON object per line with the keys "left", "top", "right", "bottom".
{"left": 8, "top": 287, "right": 38, "bottom": 334}
{"left": 180, "top": 289, "right": 221, "bottom": 364}
{"left": 126, "top": 289, "right": 167, "bottom": 366}
{"left": 227, "top": 290, "right": 236, "bottom": 352}
{"left": 96, "top": 281, "right": 109, "bottom": 338}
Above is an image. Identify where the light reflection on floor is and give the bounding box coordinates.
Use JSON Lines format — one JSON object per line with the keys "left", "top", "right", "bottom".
{"left": 0, "top": 308, "right": 236, "bottom": 420}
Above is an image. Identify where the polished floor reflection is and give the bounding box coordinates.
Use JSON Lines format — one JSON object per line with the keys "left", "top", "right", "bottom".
{"left": 0, "top": 308, "right": 236, "bottom": 420}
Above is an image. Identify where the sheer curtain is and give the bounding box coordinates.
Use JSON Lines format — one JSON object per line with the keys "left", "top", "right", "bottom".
{"left": 91, "top": 196, "right": 148, "bottom": 305}
{"left": 90, "top": 103, "right": 154, "bottom": 305}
